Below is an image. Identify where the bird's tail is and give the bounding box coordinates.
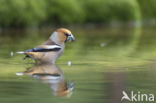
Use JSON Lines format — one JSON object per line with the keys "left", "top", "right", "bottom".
{"left": 16, "top": 51, "right": 25, "bottom": 54}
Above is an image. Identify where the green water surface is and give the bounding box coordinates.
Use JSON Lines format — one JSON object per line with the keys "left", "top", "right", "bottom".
{"left": 0, "top": 27, "right": 156, "bottom": 103}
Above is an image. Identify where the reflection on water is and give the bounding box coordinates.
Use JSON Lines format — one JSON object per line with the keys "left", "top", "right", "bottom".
{"left": 106, "top": 72, "right": 125, "bottom": 103}
{"left": 0, "top": 27, "right": 156, "bottom": 103}
{"left": 16, "top": 63, "right": 74, "bottom": 97}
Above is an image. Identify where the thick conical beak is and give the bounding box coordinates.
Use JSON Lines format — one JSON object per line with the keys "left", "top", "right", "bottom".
{"left": 67, "top": 34, "right": 75, "bottom": 42}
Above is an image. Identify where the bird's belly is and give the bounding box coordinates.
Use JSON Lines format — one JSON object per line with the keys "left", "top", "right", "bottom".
{"left": 35, "top": 51, "right": 63, "bottom": 64}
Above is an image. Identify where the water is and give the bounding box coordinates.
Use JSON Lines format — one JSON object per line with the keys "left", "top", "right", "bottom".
{"left": 0, "top": 27, "right": 156, "bottom": 103}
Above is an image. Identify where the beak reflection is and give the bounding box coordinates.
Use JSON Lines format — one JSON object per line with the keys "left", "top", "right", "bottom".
{"left": 16, "top": 63, "right": 74, "bottom": 97}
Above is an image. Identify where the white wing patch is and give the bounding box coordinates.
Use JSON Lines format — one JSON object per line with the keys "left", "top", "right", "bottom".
{"left": 43, "top": 45, "right": 61, "bottom": 49}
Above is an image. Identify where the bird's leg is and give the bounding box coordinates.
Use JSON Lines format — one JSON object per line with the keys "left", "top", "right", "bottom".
{"left": 24, "top": 55, "right": 30, "bottom": 60}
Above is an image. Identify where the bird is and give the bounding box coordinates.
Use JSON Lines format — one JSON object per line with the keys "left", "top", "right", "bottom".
{"left": 16, "top": 28, "right": 75, "bottom": 64}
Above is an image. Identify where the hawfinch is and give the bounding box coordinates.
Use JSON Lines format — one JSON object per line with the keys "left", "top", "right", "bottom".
{"left": 17, "top": 28, "right": 75, "bottom": 64}
{"left": 17, "top": 63, "right": 74, "bottom": 97}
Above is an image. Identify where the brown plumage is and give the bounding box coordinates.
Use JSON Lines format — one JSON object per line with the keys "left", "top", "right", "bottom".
{"left": 16, "top": 28, "right": 75, "bottom": 64}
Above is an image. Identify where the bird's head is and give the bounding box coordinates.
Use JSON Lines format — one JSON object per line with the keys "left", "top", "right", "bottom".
{"left": 50, "top": 28, "right": 75, "bottom": 44}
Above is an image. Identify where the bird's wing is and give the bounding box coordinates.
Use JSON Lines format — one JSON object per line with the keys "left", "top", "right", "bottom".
{"left": 25, "top": 45, "right": 61, "bottom": 52}
{"left": 16, "top": 45, "right": 61, "bottom": 59}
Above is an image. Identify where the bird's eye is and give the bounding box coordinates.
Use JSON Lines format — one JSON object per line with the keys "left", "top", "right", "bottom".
{"left": 64, "top": 33, "right": 69, "bottom": 37}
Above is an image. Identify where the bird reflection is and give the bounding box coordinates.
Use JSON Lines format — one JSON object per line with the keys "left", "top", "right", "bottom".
{"left": 16, "top": 63, "right": 74, "bottom": 97}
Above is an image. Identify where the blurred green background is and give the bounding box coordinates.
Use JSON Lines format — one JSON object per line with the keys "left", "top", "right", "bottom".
{"left": 0, "top": 0, "right": 155, "bottom": 27}
{"left": 0, "top": 0, "right": 156, "bottom": 103}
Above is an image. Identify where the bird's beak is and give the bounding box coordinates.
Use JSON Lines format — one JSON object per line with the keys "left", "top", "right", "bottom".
{"left": 67, "top": 34, "right": 75, "bottom": 42}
